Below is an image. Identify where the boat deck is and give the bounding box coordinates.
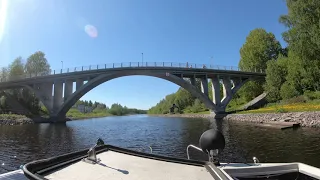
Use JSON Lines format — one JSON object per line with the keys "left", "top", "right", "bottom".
{"left": 44, "top": 151, "right": 214, "bottom": 180}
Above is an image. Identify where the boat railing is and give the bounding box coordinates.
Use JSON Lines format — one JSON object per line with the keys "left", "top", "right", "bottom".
{"left": 186, "top": 144, "right": 203, "bottom": 160}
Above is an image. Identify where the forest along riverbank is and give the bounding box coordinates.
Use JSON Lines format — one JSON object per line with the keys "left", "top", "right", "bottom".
{"left": 0, "top": 112, "right": 146, "bottom": 125}
{"left": 0, "top": 103, "right": 147, "bottom": 125}
{"left": 151, "top": 111, "right": 320, "bottom": 128}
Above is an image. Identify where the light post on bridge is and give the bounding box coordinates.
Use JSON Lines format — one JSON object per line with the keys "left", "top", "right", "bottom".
{"left": 141, "top": 53, "right": 144, "bottom": 66}
{"left": 61, "top": 61, "right": 64, "bottom": 69}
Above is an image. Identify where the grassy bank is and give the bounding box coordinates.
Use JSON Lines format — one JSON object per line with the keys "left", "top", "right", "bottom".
{"left": 0, "top": 113, "right": 28, "bottom": 120}
{"left": 151, "top": 97, "right": 320, "bottom": 116}
{"left": 66, "top": 108, "right": 112, "bottom": 119}
{"left": 236, "top": 100, "right": 320, "bottom": 114}
{"left": 185, "top": 111, "right": 210, "bottom": 114}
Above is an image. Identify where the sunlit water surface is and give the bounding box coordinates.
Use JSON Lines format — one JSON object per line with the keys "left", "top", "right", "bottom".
{"left": 1, "top": 115, "right": 320, "bottom": 173}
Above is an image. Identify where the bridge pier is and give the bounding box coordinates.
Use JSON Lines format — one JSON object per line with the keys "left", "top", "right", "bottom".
{"left": 76, "top": 79, "right": 84, "bottom": 90}
{"left": 200, "top": 77, "right": 208, "bottom": 97}
{"left": 211, "top": 76, "right": 222, "bottom": 108}
{"left": 53, "top": 81, "right": 63, "bottom": 113}
{"left": 64, "top": 80, "right": 73, "bottom": 100}
{"left": 47, "top": 114, "right": 68, "bottom": 123}
{"left": 210, "top": 111, "right": 228, "bottom": 119}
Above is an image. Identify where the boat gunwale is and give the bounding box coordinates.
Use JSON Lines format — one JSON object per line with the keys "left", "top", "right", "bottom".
{"left": 23, "top": 144, "right": 227, "bottom": 180}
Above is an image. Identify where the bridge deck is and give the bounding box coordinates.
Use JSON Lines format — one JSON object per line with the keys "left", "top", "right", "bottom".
{"left": 0, "top": 66, "right": 265, "bottom": 89}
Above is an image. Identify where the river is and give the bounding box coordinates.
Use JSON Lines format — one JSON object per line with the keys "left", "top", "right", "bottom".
{"left": 0, "top": 115, "right": 320, "bottom": 174}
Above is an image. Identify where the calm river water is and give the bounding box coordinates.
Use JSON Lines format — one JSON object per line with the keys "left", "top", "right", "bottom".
{"left": 1, "top": 115, "right": 320, "bottom": 174}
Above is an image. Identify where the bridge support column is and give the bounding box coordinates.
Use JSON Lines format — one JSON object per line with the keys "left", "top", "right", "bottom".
{"left": 221, "top": 76, "right": 232, "bottom": 105}
{"left": 64, "top": 80, "right": 73, "bottom": 100}
{"left": 53, "top": 81, "right": 63, "bottom": 114}
{"left": 201, "top": 78, "right": 208, "bottom": 97}
{"left": 211, "top": 76, "right": 221, "bottom": 108}
{"left": 231, "top": 78, "right": 246, "bottom": 94}
{"left": 190, "top": 77, "right": 196, "bottom": 86}
{"left": 76, "top": 79, "right": 84, "bottom": 90}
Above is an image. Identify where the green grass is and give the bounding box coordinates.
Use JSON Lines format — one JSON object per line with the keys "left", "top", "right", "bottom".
{"left": 236, "top": 100, "right": 320, "bottom": 114}
{"left": 0, "top": 113, "right": 28, "bottom": 120}
{"left": 185, "top": 110, "right": 211, "bottom": 114}
{"left": 67, "top": 108, "right": 112, "bottom": 119}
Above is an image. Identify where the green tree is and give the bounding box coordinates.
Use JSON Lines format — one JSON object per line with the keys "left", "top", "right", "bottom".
{"left": 174, "top": 88, "right": 195, "bottom": 110}
{"left": 107, "top": 103, "right": 146, "bottom": 115}
{"left": 75, "top": 100, "right": 82, "bottom": 106}
{"left": 7, "top": 58, "right": 25, "bottom": 108}
{"left": 0, "top": 96, "right": 7, "bottom": 111}
{"left": 0, "top": 67, "right": 8, "bottom": 82}
{"left": 191, "top": 99, "right": 206, "bottom": 113}
{"left": 93, "top": 101, "right": 98, "bottom": 108}
{"left": 88, "top": 100, "right": 93, "bottom": 107}
{"left": 280, "top": 81, "right": 299, "bottom": 99}
{"left": 25, "top": 51, "right": 51, "bottom": 75}
{"left": 279, "top": 0, "right": 320, "bottom": 92}
{"left": 19, "top": 52, "right": 51, "bottom": 114}
{"left": 239, "top": 28, "right": 282, "bottom": 72}
{"left": 0, "top": 52, "right": 52, "bottom": 115}
{"left": 264, "top": 55, "right": 288, "bottom": 101}
{"left": 238, "top": 28, "right": 282, "bottom": 101}
{"left": 9, "top": 57, "right": 25, "bottom": 80}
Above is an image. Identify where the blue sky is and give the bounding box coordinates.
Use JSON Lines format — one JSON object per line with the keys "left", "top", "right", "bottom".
{"left": 0, "top": 0, "right": 288, "bottom": 110}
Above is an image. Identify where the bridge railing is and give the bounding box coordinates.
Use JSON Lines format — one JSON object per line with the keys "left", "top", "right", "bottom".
{"left": 0, "top": 62, "right": 265, "bottom": 83}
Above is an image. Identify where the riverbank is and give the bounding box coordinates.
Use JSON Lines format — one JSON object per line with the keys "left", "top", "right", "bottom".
{"left": 237, "top": 101, "right": 320, "bottom": 114}
{"left": 0, "top": 113, "right": 112, "bottom": 125}
{"left": 0, "top": 113, "right": 148, "bottom": 125}
{"left": 0, "top": 114, "right": 34, "bottom": 125}
{"left": 150, "top": 113, "right": 212, "bottom": 119}
{"left": 150, "top": 111, "right": 320, "bottom": 128}
{"left": 225, "top": 111, "right": 320, "bottom": 128}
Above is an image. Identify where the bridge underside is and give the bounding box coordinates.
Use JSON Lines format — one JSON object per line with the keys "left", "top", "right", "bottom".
{"left": 18, "top": 70, "right": 254, "bottom": 122}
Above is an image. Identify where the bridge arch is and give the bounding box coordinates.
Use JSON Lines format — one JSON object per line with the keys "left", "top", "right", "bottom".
{"left": 55, "top": 71, "right": 217, "bottom": 117}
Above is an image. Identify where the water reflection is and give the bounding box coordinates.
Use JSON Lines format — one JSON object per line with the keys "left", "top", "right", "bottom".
{"left": 0, "top": 123, "right": 75, "bottom": 172}
{"left": 0, "top": 115, "right": 320, "bottom": 174}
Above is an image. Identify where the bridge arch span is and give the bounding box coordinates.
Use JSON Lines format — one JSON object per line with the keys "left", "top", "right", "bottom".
{"left": 56, "top": 71, "right": 217, "bottom": 117}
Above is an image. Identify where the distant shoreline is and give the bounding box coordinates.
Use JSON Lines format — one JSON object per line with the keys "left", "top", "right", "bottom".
{"left": 149, "top": 113, "right": 213, "bottom": 119}
{"left": 0, "top": 113, "right": 146, "bottom": 126}
{"left": 2, "top": 112, "right": 319, "bottom": 128}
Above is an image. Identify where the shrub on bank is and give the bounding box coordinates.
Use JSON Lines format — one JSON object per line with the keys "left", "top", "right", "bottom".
{"left": 304, "top": 91, "right": 320, "bottom": 100}
{"left": 281, "top": 95, "right": 307, "bottom": 104}
{"left": 275, "top": 107, "right": 288, "bottom": 113}
{"left": 67, "top": 108, "right": 111, "bottom": 118}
